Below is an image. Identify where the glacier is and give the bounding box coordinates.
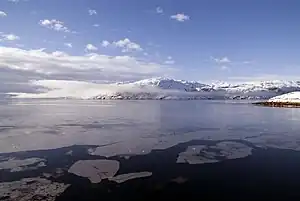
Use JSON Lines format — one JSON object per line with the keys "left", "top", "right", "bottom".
{"left": 8, "top": 77, "right": 300, "bottom": 100}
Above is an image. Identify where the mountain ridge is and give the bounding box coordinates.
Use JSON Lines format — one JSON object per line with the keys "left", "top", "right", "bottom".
{"left": 9, "top": 77, "right": 300, "bottom": 100}
{"left": 94, "top": 78, "right": 300, "bottom": 100}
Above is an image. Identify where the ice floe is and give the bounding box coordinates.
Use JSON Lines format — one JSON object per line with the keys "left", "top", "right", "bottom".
{"left": 0, "top": 178, "right": 69, "bottom": 201}
{"left": 177, "top": 142, "right": 252, "bottom": 164}
{"left": 68, "top": 160, "right": 120, "bottom": 183}
{"left": 109, "top": 172, "right": 152, "bottom": 183}
{"left": 0, "top": 158, "right": 46, "bottom": 172}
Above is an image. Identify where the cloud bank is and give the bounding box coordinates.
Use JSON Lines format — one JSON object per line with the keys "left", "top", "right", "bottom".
{"left": 0, "top": 46, "right": 173, "bottom": 94}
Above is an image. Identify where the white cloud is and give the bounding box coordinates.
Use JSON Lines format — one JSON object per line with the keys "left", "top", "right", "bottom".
{"left": 211, "top": 56, "right": 253, "bottom": 66}
{"left": 242, "top": 61, "right": 253, "bottom": 64}
{"left": 15, "top": 43, "right": 25, "bottom": 47}
{"left": 0, "top": 33, "right": 20, "bottom": 41}
{"left": 101, "top": 40, "right": 110, "bottom": 47}
{"left": 220, "top": 66, "right": 229, "bottom": 71}
{"left": 0, "top": 11, "right": 7, "bottom": 17}
{"left": 64, "top": 43, "right": 72, "bottom": 48}
{"left": 88, "top": 9, "right": 97, "bottom": 15}
{"left": 8, "top": 0, "right": 26, "bottom": 2}
{"left": 156, "top": 7, "right": 163, "bottom": 14}
{"left": 211, "top": 56, "right": 231, "bottom": 64}
{"left": 85, "top": 44, "right": 98, "bottom": 52}
{"left": 52, "top": 51, "right": 69, "bottom": 57}
{"left": 0, "top": 46, "right": 173, "bottom": 92}
{"left": 170, "top": 13, "right": 190, "bottom": 22}
{"left": 39, "top": 19, "right": 70, "bottom": 32}
{"left": 93, "top": 24, "right": 100, "bottom": 27}
{"left": 165, "top": 56, "right": 175, "bottom": 65}
{"left": 164, "top": 60, "right": 175, "bottom": 65}
{"left": 4, "top": 34, "right": 20, "bottom": 41}
{"left": 113, "top": 38, "right": 143, "bottom": 52}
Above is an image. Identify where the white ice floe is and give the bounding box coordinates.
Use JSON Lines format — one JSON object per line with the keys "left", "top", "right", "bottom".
{"left": 212, "top": 141, "right": 253, "bottom": 159}
{"left": 177, "top": 145, "right": 218, "bottom": 164}
{"left": 109, "top": 172, "right": 152, "bottom": 183}
{"left": 0, "top": 158, "right": 46, "bottom": 172}
{"left": 268, "top": 91, "right": 300, "bottom": 103}
{"left": 68, "top": 160, "right": 120, "bottom": 183}
{"left": 91, "top": 139, "right": 157, "bottom": 157}
{"left": 0, "top": 178, "right": 69, "bottom": 201}
{"left": 246, "top": 135, "right": 300, "bottom": 151}
{"left": 177, "top": 142, "right": 252, "bottom": 164}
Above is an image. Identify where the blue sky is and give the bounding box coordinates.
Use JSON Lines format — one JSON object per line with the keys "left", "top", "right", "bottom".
{"left": 1, "top": 0, "right": 300, "bottom": 86}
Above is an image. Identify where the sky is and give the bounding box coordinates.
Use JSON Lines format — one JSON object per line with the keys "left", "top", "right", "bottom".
{"left": 1, "top": 0, "right": 300, "bottom": 94}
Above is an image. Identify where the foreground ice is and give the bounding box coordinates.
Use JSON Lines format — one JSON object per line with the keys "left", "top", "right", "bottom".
{"left": 0, "top": 158, "right": 46, "bottom": 172}
{"left": 0, "top": 178, "right": 69, "bottom": 201}
{"left": 177, "top": 145, "right": 218, "bottom": 164}
{"left": 68, "top": 159, "right": 152, "bottom": 184}
{"left": 177, "top": 142, "right": 252, "bottom": 164}
{"left": 268, "top": 91, "right": 300, "bottom": 103}
{"left": 68, "top": 160, "right": 120, "bottom": 183}
{"left": 109, "top": 172, "right": 152, "bottom": 183}
{"left": 91, "top": 139, "right": 157, "bottom": 157}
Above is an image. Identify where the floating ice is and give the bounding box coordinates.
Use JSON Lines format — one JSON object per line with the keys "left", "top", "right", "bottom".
{"left": 109, "top": 172, "right": 152, "bottom": 183}
{"left": 0, "top": 178, "right": 69, "bottom": 201}
{"left": 68, "top": 160, "right": 120, "bottom": 183}
{"left": 0, "top": 158, "right": 46, "bottom": 172}
{"left": 177, "top": 142, "right": 252, "bottom": 164}
{"left": 177, "top": 145, "right": 218, "bottom": 164}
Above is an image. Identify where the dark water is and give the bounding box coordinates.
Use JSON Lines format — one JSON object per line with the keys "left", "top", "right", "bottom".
{"left": 1, "top": 100, "right": 300, "bottom": 200}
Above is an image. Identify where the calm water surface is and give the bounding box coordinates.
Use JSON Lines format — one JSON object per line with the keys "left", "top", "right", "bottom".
{"left": 1, "top": 100, "right": 300, "bottom": 153}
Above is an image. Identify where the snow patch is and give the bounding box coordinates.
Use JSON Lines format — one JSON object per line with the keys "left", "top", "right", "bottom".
{"left": 268, "top": 91, "right": 300, "bottom": 103}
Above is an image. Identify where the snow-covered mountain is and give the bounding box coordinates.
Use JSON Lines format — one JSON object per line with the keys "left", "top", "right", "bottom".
{"left": 268, "top": 91, "right": 300, "bottom": 103}
{"left": 94, "top": 78, "right": 300, "bottom": 100}
{"left": 131, "top": 77, "right": 209, "bottom": 92}
{"left": 10, "top": 77, "right": 300, "bottom": 100}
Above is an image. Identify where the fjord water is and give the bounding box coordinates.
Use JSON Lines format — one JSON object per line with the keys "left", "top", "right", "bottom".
{"left": 1, "top": 99, "right": 300, "bottom": 154}
{"left": 2, "top": 100, "right": 300, "bottom": 200}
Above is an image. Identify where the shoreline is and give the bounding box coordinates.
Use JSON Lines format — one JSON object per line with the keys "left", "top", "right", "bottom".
{"left": 253, "top": 101, "right": 300, "bottom": 108}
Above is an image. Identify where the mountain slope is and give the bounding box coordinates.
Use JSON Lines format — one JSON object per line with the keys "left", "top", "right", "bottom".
{"left": 94, "top": 78, "right": 300, "bottom": 100}
{"left": 10, "top": 78, "right": 300, "bottom": 100}
{"left": 268, "top": 91, "right": 300, "bottom": 103}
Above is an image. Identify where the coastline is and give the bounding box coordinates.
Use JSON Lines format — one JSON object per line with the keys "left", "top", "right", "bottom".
{"left": 253, "top": 101, "right": 300, "bottom": 108}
